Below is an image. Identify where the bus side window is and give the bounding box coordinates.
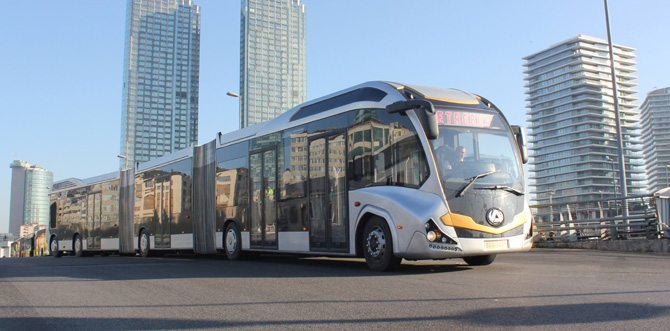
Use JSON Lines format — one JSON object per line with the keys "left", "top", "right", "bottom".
{"left": 371, "top": 109, "right": 429, "bottom": 188}
{"left": 50, "top": 202, "right": 58, "bottom": 228}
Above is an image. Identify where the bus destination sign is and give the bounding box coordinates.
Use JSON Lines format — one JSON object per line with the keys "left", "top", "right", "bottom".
{"left": 436, "top": 111, "right": 494, "bottom": 128}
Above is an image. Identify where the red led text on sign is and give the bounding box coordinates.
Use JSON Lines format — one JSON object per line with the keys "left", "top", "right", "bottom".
{"left": 436, "top": 111, "right": 494, "bottom": 128}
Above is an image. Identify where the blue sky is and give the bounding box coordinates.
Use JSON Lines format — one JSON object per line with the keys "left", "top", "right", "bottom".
{"left": 1, "top": 0, "right": 668, "bottom": 234}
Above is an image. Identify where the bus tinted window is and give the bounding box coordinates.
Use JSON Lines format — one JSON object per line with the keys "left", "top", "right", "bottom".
{"left": 348, "top": 109, "right": 375, "bottom": 189}
{"left": 280, "top": 126, "right": 307, "bottom": 200}
{"left": 215, "top": 141, "right": 250, "bottom": 229}
{"left": 291, "top": 88, "right": 387, "bottom": 122}
{"left": 348, "top": 108, "right": 429, "bottom": 189}
{"left": 49, "top": 202, "right": 57, "bottom": 229}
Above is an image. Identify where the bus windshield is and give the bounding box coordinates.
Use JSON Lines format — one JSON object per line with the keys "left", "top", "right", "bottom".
{"left": 430, "top": 108, "right": 524, "bottom": 197}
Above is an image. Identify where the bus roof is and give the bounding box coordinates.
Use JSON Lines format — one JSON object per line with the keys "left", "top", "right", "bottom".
{"left": 51, "top": 171, "right": 120, "bottom": 194}
{"left": 216, "top": 81, "right": 488, "bottom": 148}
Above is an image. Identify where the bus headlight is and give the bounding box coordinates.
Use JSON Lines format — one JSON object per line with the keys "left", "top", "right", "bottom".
{"left": 425, "top": 220, "right": 458, "bottom": 245}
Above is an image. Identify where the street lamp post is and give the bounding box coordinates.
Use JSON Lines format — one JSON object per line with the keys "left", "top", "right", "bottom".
{"left": 606, "top": 156, "right": 616, "bottom": 196}
{"left": 118, "top": 154, "right": 128, "bottom": 170}
{"left": 548, "top": 189, "right": 556, "bottom": 223}
{"left": 227, "top": 91, "right": 241, "bottom": 129}
{"left": 598, "top": 190, "right": 604, "bottom": 217}
{"left": 604, "top": 0, "right": 628, "bottom": 221}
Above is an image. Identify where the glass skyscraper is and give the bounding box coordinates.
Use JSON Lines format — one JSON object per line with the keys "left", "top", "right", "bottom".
{"left": 9, "top": 160, "right": 53, "bottom": 236}
{"left": 640, "top": 87, "right": 670, "bottom": 193}
{"left": 120, "top": 0, "right": 201, "bottom": 167}
{"left": 239, "top": 0, "right": 306, "bottom": 128}
{"left": 524, "top": 35, "right": 646, "bottom": 220}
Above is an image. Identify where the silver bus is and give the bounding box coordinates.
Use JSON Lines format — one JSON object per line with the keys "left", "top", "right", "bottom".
{"left": 49, "top": 81, "right": 532, "bottom": 270}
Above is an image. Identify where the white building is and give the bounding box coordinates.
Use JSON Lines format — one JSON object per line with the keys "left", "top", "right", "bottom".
{"left": 640, "top": 87, "right": 670, "bottom": 193}
{"left": 9, "top": 160, "right": 53, "bottom": 236}
{"left": 523, "top": 35, "right": 646, "bottom": 219}
{"left": 120, "top": 0, "right": 201, "bottom": 167}
{"left": 239, "top": 0, "right": 306, "bottom": 128}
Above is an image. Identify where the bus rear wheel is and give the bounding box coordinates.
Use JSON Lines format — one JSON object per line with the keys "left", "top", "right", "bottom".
{"left": 224, "top": 222, "right": 242, "bottom": 260}
{"left": 139, "top": 230, "right": 151, "bottom": 258}
{"left": 362, "top": 217, "right": 402, "bottom": 271}
{"left": 463, "top": 254, "right": 496, "bottom": 266}
{"left": 74, "top": 235, "right": 84, "bottom": 257}
{"left": 50, "top": 237, "right": 62, "bottom": 258}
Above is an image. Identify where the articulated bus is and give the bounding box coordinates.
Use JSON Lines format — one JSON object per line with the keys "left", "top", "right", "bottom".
{"left": 10, "top": 231, "right": 46, "bottom": 258}
{"left": 49, "top": 81, "right": 532, "bottom": 270}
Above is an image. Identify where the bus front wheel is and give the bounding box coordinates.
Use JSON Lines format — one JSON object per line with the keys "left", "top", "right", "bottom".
{"left": 463, "top": 254, "right": 496, "bottom": 266}
{"left": 362, "top": 217, "right": 402, "bottom": 271}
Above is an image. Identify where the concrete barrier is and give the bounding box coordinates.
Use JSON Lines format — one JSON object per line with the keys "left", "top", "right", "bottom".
{"left": 534, "top": 239, "right": 669, "bottom": 253}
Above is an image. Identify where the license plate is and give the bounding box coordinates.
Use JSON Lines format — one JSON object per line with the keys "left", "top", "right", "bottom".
{"left": 484, "top": 240, "right": 508, "bottom": 250}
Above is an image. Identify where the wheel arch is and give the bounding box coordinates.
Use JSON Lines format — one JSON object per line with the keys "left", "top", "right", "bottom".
{"left": 223, "top": 218, "right": 243, "bottom": 231}
{"left": 137, "top": 226, "right": 150, "bottom": 238}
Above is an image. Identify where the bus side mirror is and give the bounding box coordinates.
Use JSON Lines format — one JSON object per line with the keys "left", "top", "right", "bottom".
{"left": 511, "top": 125, "right": 528, "bottom": 164}
{"left": 386, "top": 100, "right": 439, "bottom": 140}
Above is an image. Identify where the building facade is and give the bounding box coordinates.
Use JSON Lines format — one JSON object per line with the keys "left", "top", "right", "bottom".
{"left": 640, "top": 87, "right": 670, "bottom": 193}
{"left": 524, "top": 35, "right": 646, "bottom": 220}
{"left": 8, "top": 160, "right": 54, "bottom": 236}
{"left": 239, "top": 0, "right": 306, "bottom": 128}
{"left": 120, "top": 0, "right": 201, "bottom": 167}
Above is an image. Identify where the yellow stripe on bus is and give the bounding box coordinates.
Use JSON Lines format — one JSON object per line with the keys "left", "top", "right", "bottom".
{"left": 440, "top": 210, "right": 528, "bottom": 235}
{"left": 396, "top": 85, "right": 479, "bottom": 105}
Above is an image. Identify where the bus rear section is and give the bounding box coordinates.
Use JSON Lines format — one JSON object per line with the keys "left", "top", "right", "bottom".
{"left": 49, "top": 172, "right": 132, "bottom": 257}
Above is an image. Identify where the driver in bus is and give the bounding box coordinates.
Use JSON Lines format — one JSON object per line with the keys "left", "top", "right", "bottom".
{"left": 453, "top": 146, "right": 467, "bottom": 166}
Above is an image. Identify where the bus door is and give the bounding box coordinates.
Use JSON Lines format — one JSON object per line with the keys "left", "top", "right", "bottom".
{"left": 155, "top": 176, "right": 171, "bottom": 248}
{"left": 308, "top": 131, "right": 348, "bottom": 252}
{"left": 250, "top": 149, "right": 278, "bottom": 249}
{"left": 86, "top": 193, "right": 102, "bottom": 249}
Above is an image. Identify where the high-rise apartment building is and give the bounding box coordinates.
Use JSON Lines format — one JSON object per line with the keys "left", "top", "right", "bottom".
{"left": 239, "top": 0, "right": 306, "bottom": 128}
{"left": 640, "top": 87, "right": 670, "bottom": 193}
{"left": 120, "top": 0, "right": 201, "bottom": 167}
{"left": 524, "top": 35, "right": 645, "bottom": 219}
{"left": 8, "top": 160, "right": 53, "bottom": 236}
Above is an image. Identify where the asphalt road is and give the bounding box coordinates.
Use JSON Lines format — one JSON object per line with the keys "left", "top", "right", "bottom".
{"left": 1, "top": 249, "right": 669, "bottom": 330}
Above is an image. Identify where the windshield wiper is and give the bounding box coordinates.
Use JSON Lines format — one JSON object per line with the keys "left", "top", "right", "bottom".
{"left": 456, "top": 170, "right": 500, "bottom": 197}
{"left": 476, "top": 185, "right": 525, "bottom": 196}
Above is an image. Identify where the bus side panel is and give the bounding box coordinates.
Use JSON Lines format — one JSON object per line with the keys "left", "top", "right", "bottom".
{"left": 170, "top": 158, "right": 194, "bottom": 249}
{"left": 134, "top": 170, "right": 157, "bottom": 248}
{"left": 215, "top": 140, "right": 251, "bottom": 250}
{"left": 351, "top": 187, "right": 450, "bottom": 259}
{"left": 135, "top": 158, "right": 194, "bottom": 250}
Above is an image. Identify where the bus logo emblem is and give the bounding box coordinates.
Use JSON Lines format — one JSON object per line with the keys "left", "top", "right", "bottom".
{"left": 486, "top": 208, "right": 504, "bottom": 227}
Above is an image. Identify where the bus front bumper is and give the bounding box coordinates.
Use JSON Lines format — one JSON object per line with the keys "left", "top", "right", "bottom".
{"left": 402, "top": 231, "right": 532, "bottom": 260}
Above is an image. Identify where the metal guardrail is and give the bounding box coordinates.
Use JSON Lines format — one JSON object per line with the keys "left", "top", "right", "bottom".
{"left": 530, "top": 193, "right": 668, "bottom": 243}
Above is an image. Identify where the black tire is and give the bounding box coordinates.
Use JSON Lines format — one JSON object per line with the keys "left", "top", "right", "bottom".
{"left": 73, "top": 235, "right": 84, "bottom": 258}
{"left": 50, "top": 237, "right": 62, "bottom": 258}
{"left": 362, "top": 217, "right": 402, "bottom": 271}
{"left": 224, "top": 222, "right": 243, "bottom": 260}
{"left": 139, "top": 230, "right": 151, "bottom": 258}
{"left": 463, "top": 254, "right": 496, "bottom": 266}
